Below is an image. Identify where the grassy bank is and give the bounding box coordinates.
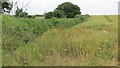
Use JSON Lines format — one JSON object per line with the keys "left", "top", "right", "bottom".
{"left": 2, "top": 15, "right": 118, "bottom": 66}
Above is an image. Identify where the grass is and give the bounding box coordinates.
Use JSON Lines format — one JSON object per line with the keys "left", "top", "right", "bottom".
{"left": 2, "top": 15, "right": 118, "bottom": 66}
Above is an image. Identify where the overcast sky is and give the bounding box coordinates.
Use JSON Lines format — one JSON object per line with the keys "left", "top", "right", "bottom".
{"left": 12, "top": 0, "right": 120, "bottom": 15}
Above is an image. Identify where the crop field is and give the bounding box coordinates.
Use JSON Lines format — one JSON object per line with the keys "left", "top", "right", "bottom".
{"left": 2, "top": 15, "right": 118, "bottom": 66}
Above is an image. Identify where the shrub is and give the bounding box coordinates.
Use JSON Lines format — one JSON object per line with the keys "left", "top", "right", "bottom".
{"left": 28, "top": 15, "right": 36, "bottom": 19}
{"left": 45, "top": 10, "right": 66, "bottom": 19}
{"left": 15, "top": 7, "right": 28, "bottom": 18}
{"left": 84, "top": 14, "right": 90, "bottom": 17}
{"left": 54, "top": 10, "right": 66, "bottom": 18}
{"left": 44, "top": 12, "right": 54, "bottom": 19}
{"left": 75, "top": 14, "right": 89, "bottom": 22}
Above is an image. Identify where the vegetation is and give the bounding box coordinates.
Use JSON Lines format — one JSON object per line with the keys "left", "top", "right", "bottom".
{"left": 15, "top": 7, "right": 28, "bottom": 18}
{"left": 44, "top": 12, "right": 54, "bottom": 19}
{"left": 45, "top": 2, "right": 81, "bottom": 19}
{"left": 54, "top": 10, "right": 66, "bottom": 18}
{"left": 1, "top": 1, "right": 118, "bottom": 66}
{"left": 1, "top": 1, "right": 13, "bottom": 13}
{"left": 2, "top": 15, "right": 118, "bottom": 66}
{"left": 2, "top": 14, "right": 88, "bottom": 51}
{"left": 75, "top": 14, "right": 89, "bottom": 22}
{"left": 56, "top": 2, "right": 81, "bottom": 18}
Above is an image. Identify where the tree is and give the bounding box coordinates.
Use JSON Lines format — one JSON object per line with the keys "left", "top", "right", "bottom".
{"left": 15, "top": 7, "right": 28, "bottom": 17}
{"left": 54, "top": 10, "right": 66, "bottom": 18}
{"left": 1, "top": 1, "right": 13, "bottom": 13}
{"left": 15, "top": 7, "right": 22, "bottom": 17}
{"left": 44, "top": 12, "right": 54, "bottom": 19}
{"left": 56, "top": 2, "right": 81, "bottom": 18}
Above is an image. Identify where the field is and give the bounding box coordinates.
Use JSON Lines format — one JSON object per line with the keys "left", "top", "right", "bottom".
{"left": 2, "top": 15, "right": 118, "bottom": 66}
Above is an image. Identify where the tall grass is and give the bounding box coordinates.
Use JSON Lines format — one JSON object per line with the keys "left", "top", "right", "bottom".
{"left": 2, "top": 15, "right": 118, "bottom": 66}
{"left": 2, "top": 15, "right": 86, "bottom": 51}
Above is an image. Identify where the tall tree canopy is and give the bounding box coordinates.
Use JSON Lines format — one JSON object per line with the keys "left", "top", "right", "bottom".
{"left": 1, "top": 1, "right": 13, "bottom": 13}
{"left": 56, "top": 2, "right": 81, "bottom": 18}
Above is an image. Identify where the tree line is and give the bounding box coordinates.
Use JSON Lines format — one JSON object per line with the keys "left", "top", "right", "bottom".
{"left": 45, "top": 2, "right": 81, "bottom": 19}
{"left": 0, "top": 1, "right": 89, "bottom": 19}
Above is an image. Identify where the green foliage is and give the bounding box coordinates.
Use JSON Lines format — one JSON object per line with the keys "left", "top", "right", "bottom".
{"left": 44, "top": 2, "right": 81, "bottom": 19}
{"left": 2, "top": 15, "right": 118, "bottom": 66}
{"left": 84, "top": 14, "right": 90, "bottom": 17}
{"left": 49, "top": 18, "right": 59, "bottom": 28}
{"left": 15, "top": 7, "right": 28, "bottom": 17}
{"left": 75, "top": 14, "right": 89, "bottom": 22}
{"left": 54, "top": 10, "right": 66, "bottom": 18}
{"left": 56, "top": 2, "right": 81, "bottom": 18}
{"left": 1, "top": 1, "right": 13, "bottom": 13}
{"left": 45, "top": 10, "right": 66, "bottom": 19}
{"left": 47, "top": 17, "right": 84, "bottom": 29}
{"left": 44, "top": 12, "right": 54, "bottom": 19}
{"left": 2, "top": 16, "right": 35, "bottom": 51}
{"left": 27, "top": 15, "right": 36, "bottom": 19}
{"left": 2, "top": 14, "right": 87, "bottom": 51}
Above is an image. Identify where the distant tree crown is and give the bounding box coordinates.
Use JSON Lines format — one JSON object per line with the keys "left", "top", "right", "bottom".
{"left": 56, "top": 2, "right": 81, "bottom": 18}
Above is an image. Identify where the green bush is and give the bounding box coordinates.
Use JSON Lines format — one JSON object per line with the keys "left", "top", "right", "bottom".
{"left": 45, "top": 10, "right": 66, "bottom": 19}
{"left": 54, "top": 10, "right": 66, "bottom": 18}
{"left": 27, "top": 15, "right": 36, "bottom": 19}
{"left": 84, "top": 14, "right": 90, "bottom": 17}
{"left": 15, "top": 7, "right": 28, "bottom": 18}
{"left": 75, "top": 14, "right": 89, "bottom": 22}
{"left": 44, "top": 12, "right": 54, "bottom": 19}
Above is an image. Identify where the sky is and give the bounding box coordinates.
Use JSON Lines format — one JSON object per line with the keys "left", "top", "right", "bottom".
{"left": 12, "top": 0, "right": 120, "bottom": 15}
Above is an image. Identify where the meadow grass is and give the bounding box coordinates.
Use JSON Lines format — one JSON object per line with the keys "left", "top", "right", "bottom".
{"left": 2, "top": 15, "right": 118, "bottom": 66}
